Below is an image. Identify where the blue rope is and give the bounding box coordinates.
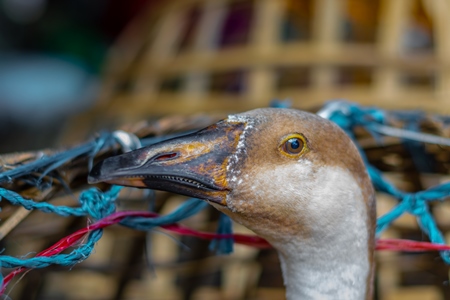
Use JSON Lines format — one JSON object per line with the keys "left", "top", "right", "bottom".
{"left": 0, "top": 132, "right": 116, "bottom": 186}
{"left": 0, "top": 186, "right": 121, "bottom": 219}
{"left": 0, "top": 230, "right": 103, "bottom": 269}
{"left": 0, "top": 194, "right": 209, "bottom": 269}
{"left": 208, "top": 214, "right": 234, "bottom": 255}
{"left": 1, "top": 100, "right": 450, "bottom": 285}
{"left": 321, "top": 100, "right": 450, "bottom": 262}
{"left": 120, "top": 198, "right": 208, "bottom": 230}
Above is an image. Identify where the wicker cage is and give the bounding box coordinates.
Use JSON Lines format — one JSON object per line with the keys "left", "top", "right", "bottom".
{"left": 2, "top": 0, "right": 450, "bottom": 299}
{"left": 68, "top": 0, "right": 450, "bottom": 139}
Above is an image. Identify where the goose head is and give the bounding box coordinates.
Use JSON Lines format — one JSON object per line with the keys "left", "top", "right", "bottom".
{"left": 89, "top": 108, "right": 376, "bottom": 299}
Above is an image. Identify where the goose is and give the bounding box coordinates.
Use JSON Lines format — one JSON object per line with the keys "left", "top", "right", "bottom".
{"left": 88, "top": 108, "right": 376, "bottom": 299}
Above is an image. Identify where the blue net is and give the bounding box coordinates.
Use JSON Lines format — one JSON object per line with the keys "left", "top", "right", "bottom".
{"left": 318, "top": 101, "right": 450, "bottom": 262}
{"left": 0, "top": 100, "right": 449, "bottom": 286}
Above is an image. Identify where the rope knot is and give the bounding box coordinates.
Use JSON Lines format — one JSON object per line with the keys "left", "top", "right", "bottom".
{"left": 78, "top": 186, "right": 121, "bottom": 220}
{"left": 404, "top": 194, "right": 428, "bottom": 216}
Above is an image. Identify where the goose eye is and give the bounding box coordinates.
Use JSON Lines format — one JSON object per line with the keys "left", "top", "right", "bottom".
{"left": 279, "top": 134, "right": 308, "bottom": 157}
{"left": 284, "top": 138, "right": 303, "bottom": 154}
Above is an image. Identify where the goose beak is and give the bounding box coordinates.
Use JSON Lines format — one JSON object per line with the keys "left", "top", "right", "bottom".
{"left": 88, "top": 121, "right": 245, "bottom": 205}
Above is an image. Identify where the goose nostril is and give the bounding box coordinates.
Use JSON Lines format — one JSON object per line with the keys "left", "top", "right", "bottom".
{"left": 155, "top": 152, "right": 178, "bottom": 161}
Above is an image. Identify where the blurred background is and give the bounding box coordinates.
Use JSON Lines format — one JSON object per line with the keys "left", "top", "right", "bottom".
{"left": 1, "top": 0, "right": 450, "bottom": 299}
{"left": 0, "top": 0, "right": 153, "bottom": 152}
{"left": 1, "top": 0, "right": 449, "bottom": 153}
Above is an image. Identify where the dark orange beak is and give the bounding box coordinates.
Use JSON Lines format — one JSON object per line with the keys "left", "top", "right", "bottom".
{"left": 88, "top": 121, "right": 245, "bottom": 205}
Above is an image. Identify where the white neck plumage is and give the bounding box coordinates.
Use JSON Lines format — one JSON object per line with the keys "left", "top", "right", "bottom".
{"left": 276, "top": 234, "right": 371, "bottom": 300}
{"left": 267, "top": 166, "right": 373, "bottom": 300}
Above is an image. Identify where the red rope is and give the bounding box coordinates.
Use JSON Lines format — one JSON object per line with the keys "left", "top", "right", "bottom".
{"left": 2, "top": 210, "right": 450, "bottom": 294}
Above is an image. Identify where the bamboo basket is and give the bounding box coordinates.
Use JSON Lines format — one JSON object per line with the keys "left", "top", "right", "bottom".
{"left": 67, "top": 0, "right": 450, "bottom": 141}
{"left": 3, "top": 109, "right": 450, "bottom": 300}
